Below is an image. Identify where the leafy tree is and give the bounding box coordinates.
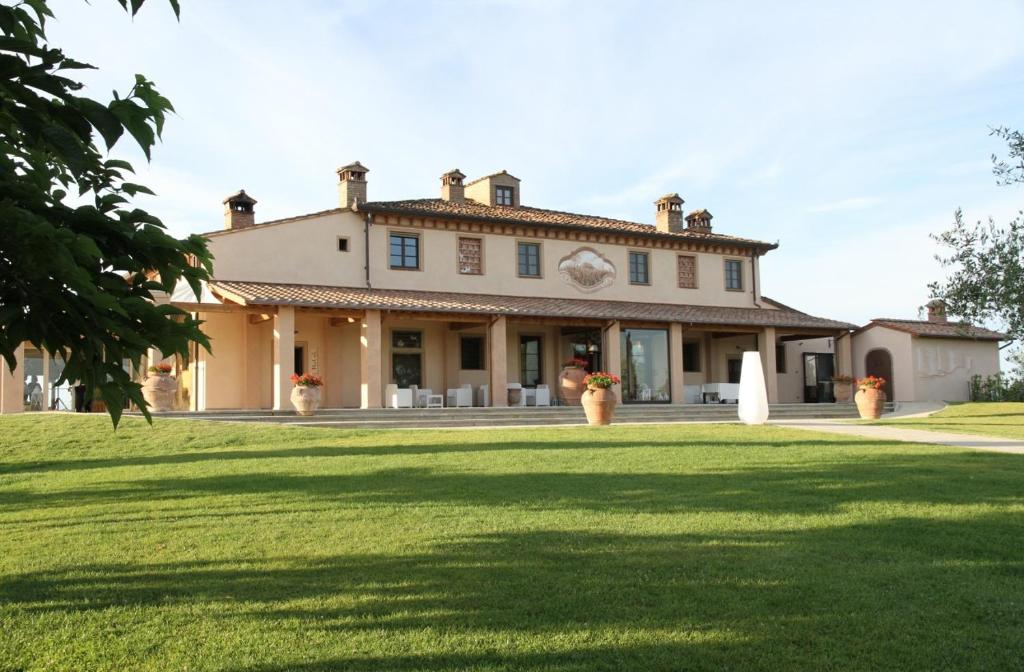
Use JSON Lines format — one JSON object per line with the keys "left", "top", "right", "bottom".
{"left": 0, "top": 0, "right": 211, "bottom": 425}
{"left": 930, "top": 127, "right": 1023, "bottom": 375}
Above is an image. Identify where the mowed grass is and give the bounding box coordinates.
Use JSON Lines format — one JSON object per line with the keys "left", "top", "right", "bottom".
{"left": 878, "top": 402, "right": 1024, "bottom": 440}
{"left": 1, "top": 415, "right": 1023, "bottom": 672}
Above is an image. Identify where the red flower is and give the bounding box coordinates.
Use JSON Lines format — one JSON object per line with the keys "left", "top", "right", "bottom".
{"left": 856, "top": 375, "right": 886, "bottom": 390}
{"left": 583, "top": 371, "right": 620, "bottom": 388}
{"left": 291, "top": 373, "right": 324, "bottom": 387}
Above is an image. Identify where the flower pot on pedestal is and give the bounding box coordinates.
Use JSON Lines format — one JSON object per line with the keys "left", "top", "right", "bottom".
{"left": 580, "top": 372, "right": 620, "bottom": 425}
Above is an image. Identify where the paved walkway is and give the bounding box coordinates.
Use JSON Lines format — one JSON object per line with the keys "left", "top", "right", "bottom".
{"left": 777, "top": 419, "right": 1024, "bottom": 455}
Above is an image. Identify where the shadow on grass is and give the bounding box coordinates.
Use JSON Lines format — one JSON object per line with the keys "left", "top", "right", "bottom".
{"left": 2, "top": 518, "right": 1023, "bottom": 670}
{"left": 0, "top": 437, "right": 905, "bottom": 476}
{"left": 1, "top": 451, "right": 1021, "bottom": 518}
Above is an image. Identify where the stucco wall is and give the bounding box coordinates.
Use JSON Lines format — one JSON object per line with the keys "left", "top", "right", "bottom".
{"left": 851, "top": 326, "right": 914, "bottom": 402}
{"left": 775, "top": 337, "right": 835, "bottom": 403}
{"left": 205, "top": 210, "right": 761, "bottom": 308}
{"left": 912, "top": 337, "right": 1001, "bottom": 402}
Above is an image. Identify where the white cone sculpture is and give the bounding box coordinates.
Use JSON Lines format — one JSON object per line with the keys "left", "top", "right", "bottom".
{"left": 737, "top": 351, "right": 770, "bottom": 425}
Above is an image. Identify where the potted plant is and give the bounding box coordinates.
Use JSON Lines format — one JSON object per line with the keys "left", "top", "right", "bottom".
{"left": 142, "top": 363, "right": 177, "bottom": 412}
{"left": 581, "top": 371, "right": 620, "bottom": 425}
{"left": 290, "top": 373, "right": 324, "bottom": 416}
{"left": 831, "top": 374, "right": 854, "bottom": 403}
{"left": 854, "top": 375, "right": 886, "bottom": 419}
{"left": 558, "top": 357, "right": 589, "bottom": 406}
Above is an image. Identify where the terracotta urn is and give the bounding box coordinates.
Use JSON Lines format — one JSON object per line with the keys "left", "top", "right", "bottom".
{"left": 142, "top": 374, "right": 177, "bottom": 412}
{"left": 833, "top": 382, "right": 852, "bottom": 403}
{"left": 581, "top": 385, "right": 617, "bottom": 426}
{"left": 854, "top": 387, "right": 886, "bottom": 420}
{"left": 559, "top": 367, "right": 587, "bottom": 406}
{"left": 291, "top": 385, "right": 322, "bottom": 416}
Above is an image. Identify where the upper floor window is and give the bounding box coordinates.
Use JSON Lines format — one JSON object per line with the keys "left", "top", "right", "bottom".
{"left": 495, "top": 186, "right": 514, "bottom": 206}
{"left": 389, "top": 232, "right": 420, "bottom": 270}
{"left": 458, "top": 237, "right": 483, "bottom": 275}
{"left": 518, "top": 241, "right": 541, "bottom": 277}
{"left": 724, "top": 258, "right": 744, "bottom": 291}
{"left": 677, "top": 255, "right": 697, "bottom": 288}
{"left": 628, "top": 251, "right": 650, "bottom": 285}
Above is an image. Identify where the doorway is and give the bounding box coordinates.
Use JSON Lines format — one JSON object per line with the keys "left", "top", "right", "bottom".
{"left": 864, "top": 348, "right": 895, "bottom": 401}
{"left": 803, "top": 353, "right": 835, "bottom": 403}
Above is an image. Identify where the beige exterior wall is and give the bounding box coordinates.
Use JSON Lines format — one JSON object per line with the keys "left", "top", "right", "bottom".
{"left": 911, "top": 337, "right": 1001, "bottom": 402}
{"left": 852, "top": 326, "right": 914, "bottom": 402}
{"left": 206, "top": 212, "right": 366, "bottom": 286}
{"left": 205, "top": 210, "right": 761, "bottom": 309}
{"left": 776, "top": 336, "right": 834, "bottom": 404}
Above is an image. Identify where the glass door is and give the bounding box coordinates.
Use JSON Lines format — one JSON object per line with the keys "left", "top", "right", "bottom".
{"left": 620, "top": 328, "right": 671, "bottom": 403}
{"left": 803, "top": 353, "right": 835, "bottom": 403}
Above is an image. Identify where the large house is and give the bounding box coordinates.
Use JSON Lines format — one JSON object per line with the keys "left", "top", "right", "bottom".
{"left": 0, "top": 164, "right": 1006, "bottom": 413}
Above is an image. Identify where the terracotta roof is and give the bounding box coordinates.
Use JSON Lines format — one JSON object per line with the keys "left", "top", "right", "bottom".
{"left": 865, "top": 319, "right": 1008, "bottom": 341}
{"left": 359, "top": 198, "right": 776, "bottom": 251}
{"left": 200, "top": 207, "right": 344, "bottom": 238}
{"left": 207, "top": 280, "right": 855, "bottom": 331}
{"left": 465, "top": 170, "right": 519, "bottom": 187}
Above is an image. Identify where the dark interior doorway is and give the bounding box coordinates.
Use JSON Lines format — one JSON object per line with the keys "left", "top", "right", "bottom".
{"left": 803, "top": 353, "right": 835, "bottom": 403}
{"left": 864, "top": 348, "right": 894, "bottom": 400}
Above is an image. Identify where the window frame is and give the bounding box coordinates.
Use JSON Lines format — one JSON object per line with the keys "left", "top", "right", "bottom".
{"left": 495, "top": 185, "right": 515, "bottom": 206}
{"left": 519, "top": 334, "right": 543, "bottom": 387}
{"left": 517, "top": 240, "right": 543, "bottom": 278}
{"left": 724, "top": 258, "right": 744, "bottom": 291}
{"left": 388, "top": 230, "right": 422, "bottom": 271}
{"left": 460, "top": 335, "right": 486, "bottom": 371}
{"left": 677, "top": 254, "right": 698, "bottom": 289}
{"left": 628, "top": 250, "right": 651, "bottom": 286}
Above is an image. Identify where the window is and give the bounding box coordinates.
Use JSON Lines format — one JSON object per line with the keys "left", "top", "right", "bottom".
{"left": 677, "top": 255, "right": 697, "bottom": 288}
{"left": 628, "top": 251, "right": 650, "bottom": 285}
{"left": 337, "top": 237, "right": 349, "bottom": 252}
{"left": 520, "top": 335, "right": 542, "bottom": 387}
{"left": 391, "top": 330, "right": 422, "bottom": 349}
{"left": 460, "top": 336, "right": 485, "bottom": 370}
{"left": 517, "top": 241, "right": 541, "bottom": 277}
{"left": 391, "top": 330, "right": 423, "bottom": 388}
{"left": 458, "top": 237, "right": 483, "bottom": 275}
{"left": 294, "top": 346, "right": 305, "bottom": 376}
{"left": 727, "top": 358, "right": 742, "bottom": 384}
{"left": 620, "top": 329, "right": 671, "bottom": 403}
{"left": 495, "top": 185, "right": 514, "bottom": 206}
{"left": 389, "top": 232, "right": 420, "bottom": 270}
{"left": 775, "top": 345, "right": 786, "bottom": 373}
{"left": 683, "top": 342, "right": 701, "bottom": 372}
{"left": 724, "top": 259, "right": 744, "bottom": 291}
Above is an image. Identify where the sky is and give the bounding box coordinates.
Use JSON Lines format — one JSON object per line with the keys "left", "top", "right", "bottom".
{"left": 47, "top": 0, "right": 1024, "bottom": 329}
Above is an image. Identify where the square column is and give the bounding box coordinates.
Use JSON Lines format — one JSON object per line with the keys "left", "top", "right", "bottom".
{"left": 488, "top": 316, "right": 508, "bottom": 407}
{"left": 602, "top": 320, "right": 622, "bottom": 400}
{"left": 759, "top": 327, "right": 779, "bottom": 405}
{"left": 273, "top": 306, "right": 295, "bottom": 411}
{"left": 0, "top": 343, "right": 24, "bottom": 414}
{"left": 835, "top": 331, "right": 853, "bottom": 377}
{"left": 669, "top": 323, "right": 685, "bottom": 404}
{"left": 360, "top": 310, "right": 382, "bottom": 409}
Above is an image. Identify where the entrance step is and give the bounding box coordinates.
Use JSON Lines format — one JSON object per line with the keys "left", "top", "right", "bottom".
{"left": 134, "top": 402, "right": 894, "bottom": 429}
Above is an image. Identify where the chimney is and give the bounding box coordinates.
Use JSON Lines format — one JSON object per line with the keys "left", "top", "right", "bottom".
{"left": 654, "top": 193, "right": 685, "bottom": 233}
{"left": 336, "top": 161, "right": 369, "bottom": 208}
{"left": 685, "top": 209, "right": 714, "bottom": 233}
{"left": 223, "top": 189, "right": 257, "bottom": 230}
{"left": 926, "top": 299, "right": 948, "bottom": 324}
{"left": 440, "top": 169, "right": 466, "bottom": 203}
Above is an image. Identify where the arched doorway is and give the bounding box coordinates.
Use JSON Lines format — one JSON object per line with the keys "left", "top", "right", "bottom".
{"left": 864, "top": 348, "right": 895, "bottom": 401}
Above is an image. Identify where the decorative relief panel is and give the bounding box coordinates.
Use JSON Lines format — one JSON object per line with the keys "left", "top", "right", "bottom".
{"left": 677, "top": 255, "right": 697, "bottom": 288}
{"left": 557, "top": 247, "right": 616, "bottom": 293}
{"left": 458, "top": 237, "right": 482, "bottom": 275}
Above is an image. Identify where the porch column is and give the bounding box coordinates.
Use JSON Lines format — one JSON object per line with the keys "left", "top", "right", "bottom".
{"left": 273, "top": 306, "right": 295, "bottom": 411}
{"left": 488, "top": 316, "right": 508, "bottom": 407}
{"left": 602, "top": 320, "right": 622, "bottom": 400}
{"left": 360, "top": 309, "right": 382, "bottom": 409}
{"left": 670, "top": 323, "right": 685, "bottom": 404}
{"left": 835, "top": 331, "right": 853, "bottom": 377}
{"left": 759, "top": 327, "right": 779, "bottom": 405}
{"left": 0, "top": 343, "right": 24, "bottom": 414}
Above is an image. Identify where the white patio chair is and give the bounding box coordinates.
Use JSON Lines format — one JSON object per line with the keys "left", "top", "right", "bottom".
{"left": 447, "top": 387, "right": 473, "bottom": 408}
{"left": 477, "top": 384, "right": 489, "bottom": 407}
{"left": 389, "top": 386, "right": 413, "bottom": 409}
{"left": 534, "top": 384, "right": 551, "bottom": 407}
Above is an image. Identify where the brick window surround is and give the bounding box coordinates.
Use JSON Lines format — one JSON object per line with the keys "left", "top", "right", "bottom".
{"left": 457, "top": 237, "right": 483, "bottom": 275}
{"left": 677, "top": 255, "right": 697, "bottom": 288}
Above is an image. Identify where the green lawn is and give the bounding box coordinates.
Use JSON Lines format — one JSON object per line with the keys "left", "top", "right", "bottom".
{"left": 878, "top": 402, "right": 1024, "bottom": 440}
{"left": 1, "top": 415, "right": 1022, "bottom": 671}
